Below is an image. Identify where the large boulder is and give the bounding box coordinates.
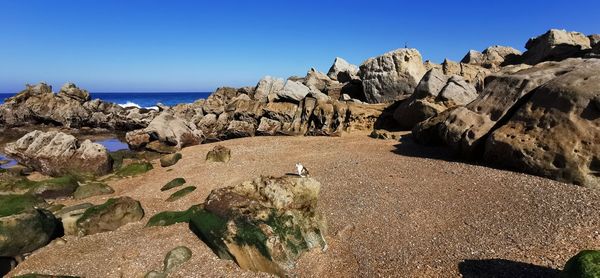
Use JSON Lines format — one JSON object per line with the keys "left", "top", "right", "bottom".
{"left": 393, "top": 68, "right": 477, "bottom": 129}
{"left": 461, "top": 45, "right": 522, "bottom": 68}
{"left": 327, "top": 57, "right": 359, "bottom": 83}
{"left": 442, "top": 59, "right": 491, "bottom": 91}
{"left": 304, "top": 68, "right": 337, "bottom": 92}
{"left": 561, "top": 250, "right": 600, "bottom": 278}
{"left": 521, "top": 29, "right": 591, "bottom": 65}
{"left": 254, "top": 76, "right": 285, "bottom": 103}
{"left": 359, "top": 48, "right": 427, "bottom": 103}
{"left": 4, "top": 130, "right": 113, "bottom": 177}
{"left": 57, "top": 83, "right": 91, "bottom": 103}
{"left": 189, "top": 175, "right": 327, "bottom": 276}
{"left": 413, "top": 58, "right": 590, "bottom": 158}
{"left": 276, "top": 80, "right": 311, "bottom": 102}
{"left": 125, "top": 112, "right": 204, "bottom": 152}
{"left": 0, "top": 194, "right": 57, "bottom": 257}
{"left": 484, "top": 58, "right": 600, "bottom": 188}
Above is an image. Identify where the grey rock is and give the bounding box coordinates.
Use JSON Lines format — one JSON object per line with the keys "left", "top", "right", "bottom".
{"left": 327, "top": 57, "right": 359, "bottom": 83}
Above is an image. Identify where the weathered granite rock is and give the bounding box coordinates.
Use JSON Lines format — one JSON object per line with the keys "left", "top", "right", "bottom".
{"left": 304, "top": 68, "right": 337, "bottom": 92}
{"left": 276, "top": 80, "right": 311, "bottom": 102}
{"left": 561, "top": 250, "right": 600, "bottom": 278}
{"left": 442, "top": 59, "right": 491, "bottom": 91}
{"left": 256, "top": 117, "right": 282, "bottom": 136}
{"left": 413, "top": 58, "right": 592, "bottom": 158}
{"left": 4, "top": 131, "right": 113, "bottom": 177}
{"left": 74, "top": 196, "right": 144, "bottom": 236}
{"left": 484, "top": 59, "right": 600, "bottom": 188}
{"left": 461, "top": 46, "right": 522, "bottom": 68}
{"left": 125, "top": 112, "right": 204, "bottom": 151}
{"left": 0, "top": 83, "right": 156, "bottom": 130}
{"left": 589, "top": 34, "right": 600, "bottom": 47}
{"left": 189, "top": 175, "right": 327, "bottom": 276}
{"left": 359, "top": 48, "right": 427, "bottom": 103}
{"left": 522, "top": 29, "right": 591, "bottom": 65}
{"left": 327, "top": 57, "right": 359, "bottom": 83}
{"left": 73, "top": 182, "right": 114, "bottom": 200}
{"left": 160, "top": 153, "right": 182, "bottom": 167}
{"left": 393, "top": 69, "right": 477, "bottom": 129}
{"left": 225, "top": 120, "right": 255, "bottom": 138}
{"left": 254, "top": 76, "right": 285, "bottom": 103}
{"left": 55, "top": 203, "right": 93, "bottom": 236}
{"left": 0, "top": 194, "right": 57, "bottom": 257}
{"left": 206, "top": 145, "right": 231, "bottom": 162}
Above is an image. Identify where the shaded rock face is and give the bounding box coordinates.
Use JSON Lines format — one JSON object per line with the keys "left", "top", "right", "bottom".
{"left": 125, "top": 112, "right": 204, "bottom": 152}
{"left": 393, "top": 69, "right": 477, "bottom": 129}
{"left": 189, "top": 175, "right": 327, "bottom": 276}
{"left": 461, "top": 45, "right": 522, "bottom": 68}
{"left": 73, "top": 196, "right": 144, "bottom": 236}
{"left": 4, "top": 130, "right": 113, "bottom": 177}
{"left": 0, "top": 194, "right": 57, "bottom": 257}
{"left": 441, "top": 59, "right": 491, "bottom": 92}
{"left": 522, "top": 29, "right": 591, "bottom": 65}
{"left": 413, "top": 58, "right": 590, "bottom": 158}
{"left": 327, "top": 57, "right": 359, "bottom": 83}
{"left": 0, "top": 83, "right": 156, "bottom": 130}
{"left": 276, "top": 80, "right": 311, "bottom": 102}
{"left": 484, "top": 59, "right": 600, "bottom": 188}
{"left": 254, "top": 76, "right": 285, "bottom": 103}
{"left": 359, "top": 48, "right": 427, "bottom": 103}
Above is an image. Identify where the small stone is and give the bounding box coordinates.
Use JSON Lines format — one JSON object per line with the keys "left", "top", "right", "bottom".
{"left": 163, "top": 246, "right": 192, "bottom": 273}
{"left": 166, "top": 186, "right": 196, "bottom": 202}
{"left": 159, "top": 153, "right": 182, "bottom": 167}
{"left": 160, "top": 178, "right": 186, "bottom": 191}
{"left": 206, "top": 145, "right": 231, "bottom": 163}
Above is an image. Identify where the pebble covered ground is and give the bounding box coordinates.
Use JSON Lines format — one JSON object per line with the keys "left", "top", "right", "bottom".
{"left": 9, "top": 132, "right": 600, "bottom": 277}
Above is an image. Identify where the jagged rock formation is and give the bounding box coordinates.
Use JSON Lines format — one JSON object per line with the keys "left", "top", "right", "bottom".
{"left": 125, "top": 112, "right": 204, "bottom": 153}
{"left": 4, "top": 130, "right": 113, "bottom": 177}
{"left": 521, "top": 29, "right": 591, "bottom": 65}
{"left": 189, "top": 175, "right": 327, "bottom": 276}
{"left": 393, "top": 68, "right": 478, "bottom": 129}
{"left": 461, "top": 45, "right": 522, "bottom": 69}
{"left": 327, "top": 57, "right": 359, "bottom": 83}
{"left": 0, "top": 83, "right": 156, "bottom": 130}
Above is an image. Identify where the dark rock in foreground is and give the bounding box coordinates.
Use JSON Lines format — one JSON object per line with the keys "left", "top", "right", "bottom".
{"left": 561, "top": 250, "right": 600, "bottom": 278}
{"left": 189, "top": 175, "right": 327, "bottom": 276}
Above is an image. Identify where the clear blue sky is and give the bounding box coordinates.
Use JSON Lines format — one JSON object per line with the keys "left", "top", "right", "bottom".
{"left": 0, "top": 0, "right": 598, "bottom": 93}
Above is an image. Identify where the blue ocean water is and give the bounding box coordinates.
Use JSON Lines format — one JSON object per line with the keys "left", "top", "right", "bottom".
{"left": 0, "top": 92, "right": 212, "bottom": 107}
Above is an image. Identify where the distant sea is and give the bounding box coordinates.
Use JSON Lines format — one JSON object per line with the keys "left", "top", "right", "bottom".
{"left": 0, "top": 92, "right": 212, "bottom": 108}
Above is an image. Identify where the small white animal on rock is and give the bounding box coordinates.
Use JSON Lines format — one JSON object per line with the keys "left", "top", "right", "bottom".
{"left": 296, "top": 163, "right": 310, "bottom": 177}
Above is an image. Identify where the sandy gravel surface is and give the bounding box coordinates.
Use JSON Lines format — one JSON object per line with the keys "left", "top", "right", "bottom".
{"left": 8, "top": 132, "right": 600, "bottom": 277}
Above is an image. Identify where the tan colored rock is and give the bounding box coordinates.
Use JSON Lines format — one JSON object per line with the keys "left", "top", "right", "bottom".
{"left": 4, "top": 130, "right": 113, "bottom": 176}
{"left": 125, "top": 112, "right": 204, "bottom": 151}
{"left": 522, "top": 29, "right": 591, "bottom": 65}
{"left": 359, "top": 48, "right": 427, "bottom": 103}
{"left": 461, "top": 46, "right": 522, "bottom": 68}
{"left": 484, "top": 58, "right": 600, "bottom": 188}
{"left": 327, "top": 57, "right": 359, "bottom": 83}
{"left": 254, "top": 76, "right": 284, "bottom": 103}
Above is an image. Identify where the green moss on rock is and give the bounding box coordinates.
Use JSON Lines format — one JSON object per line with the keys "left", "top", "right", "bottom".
{"left": 189, "top": 208, "right": 232, "bottom": 260}
{"left": 75, "top": 196, "right": 144, "bottom": 236}
{"left": 166, "top": 186, "right": 196, "bottom": 202}
{"left": 0, "top": 194, "right": 45, "bottom": 217}
{"left": 160, "top": 153, "right": 182, "bottom": 167}
{"left": 146, "top": 205, "right": 202, "bottom": 227}
{"left": 73, "top": 182, "right": 114, "bottom": 200}
{"left": 160, "top": 178, "right": 186, "bottom": 191}
{"left": 115, "top": 162, "right": 153, "bottom": 177}
{"left": 561, "top": 250, "right": 600, "bottom": 278}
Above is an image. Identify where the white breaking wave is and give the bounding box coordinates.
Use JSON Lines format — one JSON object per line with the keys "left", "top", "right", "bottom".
{"left": 118, "top": 101, "right": 158, "bottom": 110}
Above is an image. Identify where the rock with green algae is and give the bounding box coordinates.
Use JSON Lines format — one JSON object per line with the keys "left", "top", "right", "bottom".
{"left": 160, "top": 178, "right": 186, "bottom": 191}
{"left": 561, "top": 250, "right": 600, "bottom": 278}
{"left": 166, "top": 186, "right": 196, "bottom": 202}
{"left": 189, "top": 175, "right": 327, "bottom": 277}
{"left": 0, "top": 175, "right": 79, "bottom": 199}
{"left": 74, "top": 196, "right": 144, "bottom": 236}
{"left": 144, "top": 246, "right": 192, "bottom": 278}
{"left": 73, "top": 182, "right": 114, "bottom": 200}
{"left": 160, "top": 153, "right": 182, "bottom": 167}
{"left": 54, "top": 203, "right": 93, "bottom": 236}
{"left": 0, "top": 195, "right": 58, "bottom": 257}
{"left": 115, "top": 162, "right": 153, "bottom": 177}
{"left": 145, "top": 205, "right": 202, "bottom": 227}
{"left": 205, "top": 145, "right": 231, "bottom": 162}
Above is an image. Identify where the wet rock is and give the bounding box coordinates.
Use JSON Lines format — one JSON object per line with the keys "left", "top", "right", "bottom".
{"left": 115, "top": 162, "right": 153, "bottom": 177}
{"left": 166, "top": 186, "right": 196, "bottom": 202}
{"left": 206, "top": 145, "right": 231, "bottom": 163}
{"left": 4, "top": 131, "right": 113, "bottom": 177}
{"left": 0, "top": 194, "right": 58, "bottom": 257}
{"left": 74, "top": 196, "right": 144, "bottom": 236}
{"left": 145, "top": 205, "right": 202, "bottom": 227}
{"left": 359, "top": 48, "right": 427, "bottom": 103}
{"left": 73, "top": 182, "right": 114, "bottom": 200}
{"left": 189, "top": 175, "right": 327, "bottom": 276}
{"left": 159, "top": 153, "right": 182, "bottom": 167}
{"left": 160, "top": 178, "right": 186, "bottom": 191}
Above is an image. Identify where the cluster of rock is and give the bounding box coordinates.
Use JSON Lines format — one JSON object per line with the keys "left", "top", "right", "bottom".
{"left": 0, "top": 82, "right": 156, "bottom": 130}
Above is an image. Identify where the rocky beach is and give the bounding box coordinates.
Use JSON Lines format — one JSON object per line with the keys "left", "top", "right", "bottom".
{"left": 1, "top": 27, "right": 600, "bottom": 278}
